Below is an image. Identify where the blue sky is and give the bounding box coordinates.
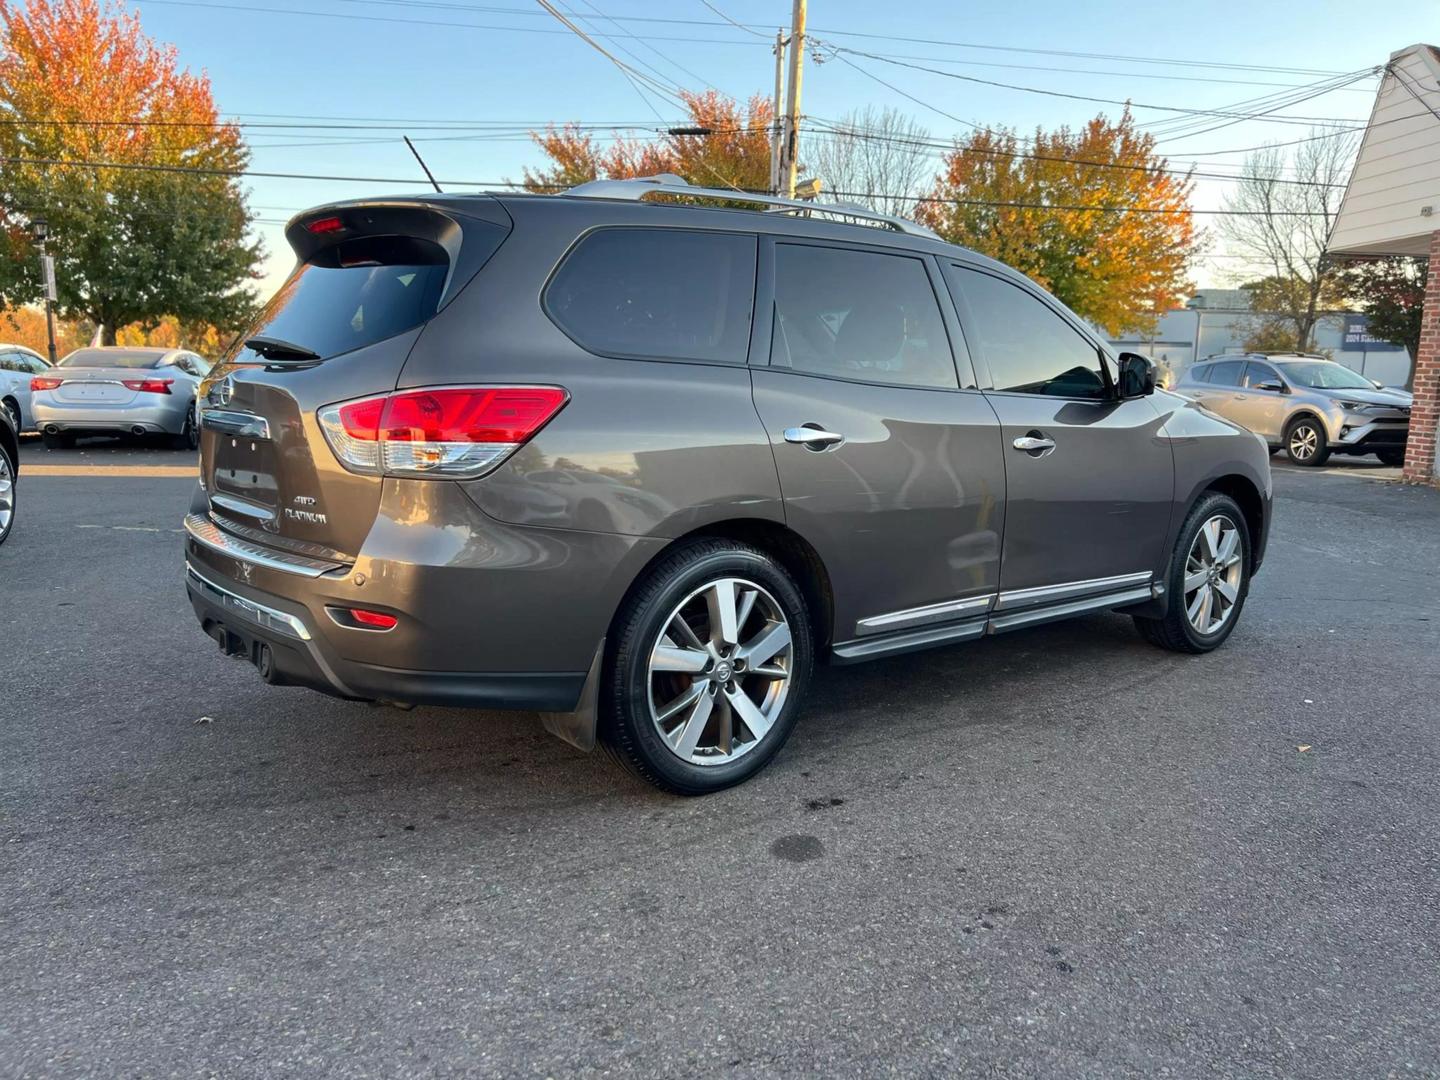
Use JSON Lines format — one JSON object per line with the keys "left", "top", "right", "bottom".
{"left": 128, "top": 0, "right": 1435, "bottom": 292}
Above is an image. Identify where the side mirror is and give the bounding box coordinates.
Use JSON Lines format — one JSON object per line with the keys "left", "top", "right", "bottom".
{"left": 1116, "top": 352, "right": 1156, "bottom": 399}
{"left": 1372, "top": 379, "right": 1386, "bottom": 390}
{"left": 1253, "top": 380, "right": 1286, "bottom": 393}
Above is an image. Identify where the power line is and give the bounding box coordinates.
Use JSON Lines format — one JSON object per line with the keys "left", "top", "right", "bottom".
{"left": 819, "top": 46, "right": 1380, "bottom": 128}
{"left": 0, "top": 153, "right": 1341, "bottom": 217}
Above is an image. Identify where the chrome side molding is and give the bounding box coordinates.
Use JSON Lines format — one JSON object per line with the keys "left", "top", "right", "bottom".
{"left": 856, "top": 593, "right": 994, "bottom": 636}
{"left": 993, "top": 571, "right": 1152, "bottom": 611}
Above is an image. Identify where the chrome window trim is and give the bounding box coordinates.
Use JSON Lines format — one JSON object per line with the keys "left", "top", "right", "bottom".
{"left": 185, "top": 562, "right": 311, "bottom": 641}
{"left": 183, "top": 513, "right": 345, "bottom": 578}
{"left": 994, "top": 571, "right": 1153, "bottom": 611}
{"left": 856, "top": 593, "right": 994, "bottom": 636}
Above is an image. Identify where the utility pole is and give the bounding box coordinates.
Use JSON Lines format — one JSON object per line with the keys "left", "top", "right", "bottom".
{"left": 769, "top": 28, "right": 785, "bottom": 195}
{"left": 779, "top": 0, "right": 807, "bottom": 199}
{"left": 31, "top": 218, "right": 57, "bottom": 366}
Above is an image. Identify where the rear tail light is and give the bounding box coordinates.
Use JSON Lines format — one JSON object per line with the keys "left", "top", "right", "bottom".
{"left": 318, "top": 386, "right": 568, "bottom": 479}
{"left": 31, "top": 376, "right": 63, "bottom": 391}
{"left": 122, "top": 378, "right": 174, "bottom": 394}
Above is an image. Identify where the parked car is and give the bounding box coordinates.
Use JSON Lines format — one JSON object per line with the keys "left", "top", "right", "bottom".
{"left": 31, "top": 346, "right": 210, "bottom": 450}
{"left": 183, "top": 179, "right": 1272, "bottom": 794}
{"left": 0, "top": 398, "right": 17, "bottom": 546}
{"left": 1176, "top": 353, "right": 1412, "bottom": 467}
{"left": 0, "top": 343, "right": 52, "bottom": 433}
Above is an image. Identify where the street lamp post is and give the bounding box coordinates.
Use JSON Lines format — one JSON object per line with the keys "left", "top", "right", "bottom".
{"left": 31, "top": 217, "right": 58, "bottom": 366}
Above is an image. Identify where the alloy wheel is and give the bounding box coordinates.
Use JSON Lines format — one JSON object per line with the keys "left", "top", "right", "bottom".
{"left": 1183, "top": 514, "right": 1243, "bottom": 635}
{"left": 0, "top": 449, "right": 13, "bottom": 537}
{"left": 1288, "top": 423, "right": 1319, "bottom": 462}
{"left": 647, "top": 576, "right": 794, "bottom": 766}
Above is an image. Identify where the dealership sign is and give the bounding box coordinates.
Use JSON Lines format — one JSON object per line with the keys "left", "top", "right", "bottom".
{"left": 1341, "top": 315, "right": 1405, "bottom": 352}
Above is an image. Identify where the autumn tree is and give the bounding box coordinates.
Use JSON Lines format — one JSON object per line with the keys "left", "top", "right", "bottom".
{"left": 916, "top": 110, "right": 1194, "bottom": 335}
{"left": 1219, "top": 132, "right": 1355, "bottom": 352}
{"left": 523, "top": 90, "right": 777, "bottom": 194}
{"left": 1337, "top": 256, "right": 1427, "bottom": 388}
{"left": 0, "top": 0, "right": 261, "bottom": 345}
{"left": 807, "top": 106, "right": 934, "bottom": 218}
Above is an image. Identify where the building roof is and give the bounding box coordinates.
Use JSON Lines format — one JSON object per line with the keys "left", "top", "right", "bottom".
{"left": 1329, "top": 44, "right": 1440, "bottom": 258}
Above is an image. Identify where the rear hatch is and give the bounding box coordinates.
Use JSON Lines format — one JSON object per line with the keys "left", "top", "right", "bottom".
{"left": 198, "top": 198, "right": 512, "bottom": 559}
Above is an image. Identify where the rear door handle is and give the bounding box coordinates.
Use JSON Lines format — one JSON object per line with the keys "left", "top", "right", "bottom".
{"left": 1012, "top": 434, "right": 1056, "bottom": 456}
{"left": 784, "top": 426, "right": 845, "bottom": 450}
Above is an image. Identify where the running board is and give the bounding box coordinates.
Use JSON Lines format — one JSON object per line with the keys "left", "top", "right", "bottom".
{"left": 831, "top": 583, "right": 1159, "bottom": 664}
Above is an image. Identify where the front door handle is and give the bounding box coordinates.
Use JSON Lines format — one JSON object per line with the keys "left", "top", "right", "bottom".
{"left": 1012, "top": 433, "right": 1056, "bottom": 456}
{"left": 784, "top": 426, "right": 845, "bottom": 450}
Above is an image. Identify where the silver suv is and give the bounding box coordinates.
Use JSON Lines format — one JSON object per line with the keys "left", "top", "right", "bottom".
{"left": 184, "top": 177, "right": 1272, "bottom": 794}
{"left": 1177, "top": 353, "right": 1412, "bottom": 467}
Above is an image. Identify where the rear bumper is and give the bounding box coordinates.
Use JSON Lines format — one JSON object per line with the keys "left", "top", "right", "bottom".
{"left": 32, "top": 398, "right": 186, "bottom": 434}
{"left": 185, "top": 560, "right": 587, "bottom": 710}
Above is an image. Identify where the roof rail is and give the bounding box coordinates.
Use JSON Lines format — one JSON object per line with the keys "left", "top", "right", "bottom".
{"left": 559, "top": 174, "right": 940, "bottom": 240}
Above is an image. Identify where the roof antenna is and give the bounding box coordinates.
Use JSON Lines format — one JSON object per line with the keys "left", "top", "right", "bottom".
{"left": 404, "top": 136, "right": 443, "bottom": 193}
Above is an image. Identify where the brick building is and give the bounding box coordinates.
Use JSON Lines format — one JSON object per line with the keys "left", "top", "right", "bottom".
{"left": 1328, "top": 43, "right": 1440, "bottom": 482}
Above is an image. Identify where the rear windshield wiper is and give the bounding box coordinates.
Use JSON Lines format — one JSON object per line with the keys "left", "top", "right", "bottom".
{"left": 245, "top": 335, "right": 321, "bottom": 362}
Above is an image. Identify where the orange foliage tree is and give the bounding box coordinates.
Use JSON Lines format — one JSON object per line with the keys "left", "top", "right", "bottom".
{"left": 0, "top": 0, "right": 260, "bottom": 344}
{"left": 917, "top": 110, "right": 1195, "bottom": 335}
{"left": 522, "top": 90, "right": 778, "bottom": 194}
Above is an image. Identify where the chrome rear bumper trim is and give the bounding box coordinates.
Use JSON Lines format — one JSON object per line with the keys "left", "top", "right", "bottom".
{"left": 185, "top": 561, "right": 312, "bottom": 641}
{"left": 183, "top": 513, "right": 344, "bottom": 578}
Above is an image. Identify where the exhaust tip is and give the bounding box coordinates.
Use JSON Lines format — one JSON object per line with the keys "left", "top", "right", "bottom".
{"left": 131, "top": 425, "right": 148, "bottom": 436}
{"left": 43, "top": 424, "right": 59, "bottom": 436}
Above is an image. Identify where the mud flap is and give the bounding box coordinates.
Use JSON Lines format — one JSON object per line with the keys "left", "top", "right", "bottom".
{"left": 538, "top": 638, "right": 605, "bottom": 752}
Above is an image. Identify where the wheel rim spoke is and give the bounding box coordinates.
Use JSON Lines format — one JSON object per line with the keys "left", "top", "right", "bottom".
{"left": 655, "top": 681, "right": 705, "bottom": 725}
{"left": 725, "top": 684, "right": 774, "bottom": 743}
{"left": 1214, "top": 577, "right": 1238, "bottom": 603}
{"left": 706, "top": 579, "right": 741, "bottom": 647}
{"left": 738, "top": 621, "right": 791, "bottom": 669}
{"left": 668, "top": 688, "right": 716, "bottom": 760}
{"left": 651, "top": 641, "right": 710, "bottom": 674}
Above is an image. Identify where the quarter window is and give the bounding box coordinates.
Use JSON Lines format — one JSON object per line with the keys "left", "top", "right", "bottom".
{"left": 545, "top": 228, "right": 757, "bottom": 364}
{"left": 769, "top": 244, "right": 958, "bottom": 389}
{"left": 946, "top": 266, "right": 1107, "bottom": 399}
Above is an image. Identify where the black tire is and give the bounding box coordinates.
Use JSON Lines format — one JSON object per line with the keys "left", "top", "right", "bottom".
{"left": 600, "top": 538, "right": 813, "bottom": 795}
{"left": 0, "top": 439, "right": 14, "bottom": 546}
{"left": 41, "top": 430, "right": 74, "bottom": 450}
{"left": 1376, "top": 448, "right": 1406, "bottom": 468}
{"left": 1283, "top": 415, "right": 1329, "bottom": 467}
{"left": 1134, "top": 491, "right": 1251, "bottom": 654}
{"left": 1, "top": 398, "right": 19, "bottom": 434}
{"left": 171, "top": 405, "right": 198, "bottom": 451}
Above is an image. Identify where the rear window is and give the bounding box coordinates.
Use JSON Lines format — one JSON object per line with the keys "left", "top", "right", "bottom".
{"left": 545, "top": 228, "right": 756, "bottom": 364}
{"left": 236, "top": 235, "right": 449, "bottom": 362}
{"left": 59, "top": 349, "right": 164, "bottom": 369}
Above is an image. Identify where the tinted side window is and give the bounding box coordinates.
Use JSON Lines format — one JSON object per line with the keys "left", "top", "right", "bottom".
{"left": 1243, "top": 362, "right": 1278, "bottom": 388}
{"left": 546, "top": 228, "right": 756, "bottom": 364}
{"left": 1207, "top": 360, "right": 1245, "bottom": 387}
{"left": 946, "top": 266, "right": 1106, "bottom": 399}
{"left": 1188, "top": 364, "right": 1211, "bottom": 384}
{"left": 770, "top": 244, "right": 957, "bottom": 389}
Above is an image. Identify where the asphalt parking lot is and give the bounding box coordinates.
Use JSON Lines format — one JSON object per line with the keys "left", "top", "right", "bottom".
{"left": 3, "top": 439, "right": 1438, "bottom": 1078}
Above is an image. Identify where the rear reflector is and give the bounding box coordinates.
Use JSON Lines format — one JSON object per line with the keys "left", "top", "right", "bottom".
{"left": 318, "top": 386, "right": 568, "bottom": 480}
{"left": 348, "top": 608, "right": 398, "bottom": 629}
{"left": 31, "top": 376, "right": 63, "bottom": 391}
{"left": 306, "top": 215, "right": 345, "bottom": 235}
{"left": 121, "top": 378, "right": 174, "bottom": 394}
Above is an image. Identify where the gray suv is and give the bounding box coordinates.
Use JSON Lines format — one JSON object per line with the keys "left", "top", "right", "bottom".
{"left": 184, "top": 177, "right": 1272, "bottom": 794}
{"left": 1177, "top": 353, "right": 1412, "bottom": 467}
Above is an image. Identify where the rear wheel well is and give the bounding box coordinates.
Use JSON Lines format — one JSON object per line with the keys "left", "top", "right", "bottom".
{"left": 1203, "top": 474, "right": 1264, "bottom": 571}
{"left": 1, "top": 395, "right": 18, "bottom": 424}
{"left": 618, "top": 520, "right": 835, "bottom": 651}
